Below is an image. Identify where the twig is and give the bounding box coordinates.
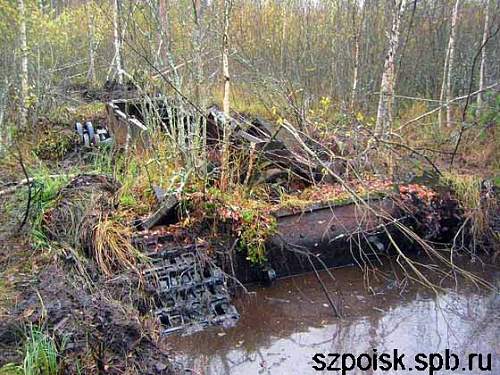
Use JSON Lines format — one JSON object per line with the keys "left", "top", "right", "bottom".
{"left": 0, "top": 174, "right": 74, "bottom": 197}
{"left": 307, "top": 255, "right": 342, "bottom": 318}
{"left": 397, "top": 82, "right": 499, "bottom": 131}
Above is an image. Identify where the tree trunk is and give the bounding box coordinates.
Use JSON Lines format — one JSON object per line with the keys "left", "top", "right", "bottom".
{"left": 477, "top": 0, "right": 490, "bottom": 115}
{"left": 87, "top": 6, "right": 96, "bottom": 84}
{"left": 446, "top": 0, "right": 460, "bottom": 128}
{"left": 350, "top": 0, "right": 365, "bottom": 110}
{"left": 222, "top": 0, "right": 231, "bottom": 117}
{"left": 375, "top": 0, "right": 408, "bottom": 138}
{"left": 18, "top": 0, "right": 29, "bottom": 128}
{"left": 157, "top": 0, "right": 180, "bottom": 88}
{"left": 112, "top": 0, "right": 123, "bottom": 85}
{"left": 438, "top": 47, "right": 449, "bottom": 128}
{"left": 220, "top": 0, "right": 232, "bottom": 191}
{"left": 192, "top": 0, "right": 207, "bottom": 106}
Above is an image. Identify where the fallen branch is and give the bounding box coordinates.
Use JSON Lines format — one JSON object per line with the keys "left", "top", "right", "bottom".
{"left": 397, "top": 82, "right": 499, "bottom": 131}
{"left": 0, "top": 174, "right": 75, "bottom": 197}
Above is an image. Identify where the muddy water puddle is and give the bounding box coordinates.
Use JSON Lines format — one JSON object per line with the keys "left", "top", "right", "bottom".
{"left": 167, "top": 264, "right": 499, "bottom": 374}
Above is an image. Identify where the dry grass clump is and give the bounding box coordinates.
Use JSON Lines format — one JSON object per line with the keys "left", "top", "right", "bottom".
{"left": 440, "top": 172, "right": 498, "bottom": 253}
{"left": 43, "top": 174, "right": 143, "bottom": 275}
{"left": 92, "top": 213, "right": 141, "bottom": 276}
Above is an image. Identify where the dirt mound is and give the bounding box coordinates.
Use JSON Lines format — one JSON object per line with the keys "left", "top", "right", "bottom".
{"left": 44, "top": 174, "right": 120, "bottom": 244}
{"left": 2, "top": 263, "right": 172, "bottom": 374}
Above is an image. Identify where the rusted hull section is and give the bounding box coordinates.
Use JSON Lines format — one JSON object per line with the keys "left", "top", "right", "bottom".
{"left": 106, "top": 99, "right": 151, "bottom": 149}
{"left": 233, "top": 199, "right": 402, "bottom": 283}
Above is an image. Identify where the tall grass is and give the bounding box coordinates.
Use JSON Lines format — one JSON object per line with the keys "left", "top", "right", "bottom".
{"left": 24, "top": 167, "right": 71, "bottom": 250}
{"left": 23, "top": 326, "right": 59, "bottom": 375}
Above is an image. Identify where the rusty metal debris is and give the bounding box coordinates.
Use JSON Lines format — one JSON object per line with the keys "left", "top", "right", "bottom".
{"left": 106, "top": 97, "right": 331, "bottom": 184}
{"left": 134, "top": 234, "right": 239, "bottom": 336}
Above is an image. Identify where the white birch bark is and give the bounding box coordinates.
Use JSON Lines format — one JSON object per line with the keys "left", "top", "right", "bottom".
{"left": 438, "top": 46, "right": 449, "bottom": 128}
{"left": 350, "top": 0, "right": 365, "bottom": 110}
{"left": 87, "top": 5, "right": 96, "bottom": 84}
{"left": 375, "top": 0, "right": 407, "bottom": 138}
{"left": 220, "top": 0, "right": 232, "bottom": 190}
{"left": 445, "top": 0, "right": 460, "bottom": 128}
{"left": 192, "top": 0, "right": 207, "bottom": 106}
{"left": 222, "top": 0, "right": 231, "bottom": 117}
{"left": 112, "top": 0, "right": 123, "bottom": 85}
{"left": 18, "top": 0, "right": 28, "bottom": 128}
{"left": 158, "top": 0, "right": 178, "bottom": 86}
{"left": 477, "top": 0, "right": 490, "bottom": 115}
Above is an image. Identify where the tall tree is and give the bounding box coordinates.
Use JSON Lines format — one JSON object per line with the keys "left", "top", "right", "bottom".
{"left": 477, "top": 0, "right": 491, "bottom": 115}
{"left": 18, "top": 0, "right": 29, "bottom": 128}
{"left": 220, "top": 0, "right": 233, "bottom": 191}
{"left": 439, "top": 0, "right": 461, "bottom": 128}
{"left": 191, "top": 0, "right": 208, "bottom": 106}
{"left": 158, "top": 0, "right": 178, "bottom": 82}
{"left": 112, "top": 0, "right": 123, "bottom": 84}
{"left": 350, "top": 0, "right": 365, "bottom": 110}
{"left": 87, "top": 3, "right": 96, "bottom": 84}
{"left": 446, "top": 0, "right": 460, "bottom": 128}
{"left": 375, "top": 0, "right": 408, "bottom": 138}
{"left": 222, "top": 0, "right": 231, "bottom": 116}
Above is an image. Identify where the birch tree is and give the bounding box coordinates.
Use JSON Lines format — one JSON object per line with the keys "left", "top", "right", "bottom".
{"left": 477, "top": 0, "right": 491, "bottom": 115}
{"left": 222, "top": 0, "right": 231, "bottom": 116}
{"left": 112, "top": 0, "right": 123, "bottom": 85}
{"left": 191, "top": 0, "right": 208, "bottom": 106}
{"left": 87, "top": 4, "right": 96, "bottom": 84}
{"left": 220, "top": 0, "right": 233, "bottom": 191}
{"left": 446, "top": 0, "right": 460, "bottom": 128}
{"left": 350, "top": 0, "right": 365, "bottom": 110}
{"left": 158, "top": 0, "right": 179, "bottom": 86}
{"left": 18, "top": 0, "right": 29, "bottom": 128}
{"left": 374, "top": 0, "right": 408, "bottom": 138}
{"left": 439, "top": 0, "right": 460, "bottom": 128}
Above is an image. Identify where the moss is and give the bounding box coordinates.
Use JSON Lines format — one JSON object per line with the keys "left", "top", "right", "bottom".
{"left": 46, "top": 102, "right": 106, "bottom": 126}
{"left": 33, "top": 128, "right": 78, "bottom": 161}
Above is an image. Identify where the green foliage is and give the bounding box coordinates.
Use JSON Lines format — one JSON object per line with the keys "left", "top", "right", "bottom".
{"left": 0, "top": 363, "right": 23, "bottom": 375}
{"left": 23, "top": 326, "right": 59, "bottom": 375}
{"left": 238, "top": 208, "right": 277, "bottom": 264}
{"left": 23, "top": 168, "right": 70, "bottom": 250}
{"left": 201, "top": 187, "right": 277, "bottom": 264}
{"left": 33, "top": 130, "right": 77, "bottom": 161}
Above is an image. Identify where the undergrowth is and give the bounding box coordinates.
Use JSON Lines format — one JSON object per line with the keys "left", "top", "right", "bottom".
{"left": 0, "top": 326, "right": 60, "bottom": 375}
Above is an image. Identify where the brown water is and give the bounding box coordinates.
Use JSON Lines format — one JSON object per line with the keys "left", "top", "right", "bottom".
{"left": 167, "top": 264, "right": 499, "bottom": 375}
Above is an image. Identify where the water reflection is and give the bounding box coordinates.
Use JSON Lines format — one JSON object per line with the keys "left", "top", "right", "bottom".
{"left": 167, "top": 266, "right": 499, "bottom": 375}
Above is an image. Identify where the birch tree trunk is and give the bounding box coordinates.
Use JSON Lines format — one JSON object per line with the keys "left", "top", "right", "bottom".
{"left": 477, "top": 0, "right": 490, "bottom": 115}
{"left": 220, "top": 0, "right": 232, "bottom": 191}
{"left": 112, "top": 0, "right": 123, "bottom": 85}
{"left": 18, "top": 0, "right": 29, "bottom": 128}
{"left": 438, "top": 47, "right": 449, "bottom": 128}
{"left": 374, "top": 0, "right": 407, "bottom": 138}
{"left": 222, "top": 0, "right": 231, "bottom": 116}
{"left": 87, "top": 6, "right": 96, "bottom": 84}
{"left": 192, "top": 0, "right": 207, "bottom": 106}
{"left": 350, "top": 0, "right": 365, "bottom": 110}
{"left": 445, "top": 0, "right": 460, "bottom": 128}
{"left": 156, "top": 0, "right": 180, "bottom": 88}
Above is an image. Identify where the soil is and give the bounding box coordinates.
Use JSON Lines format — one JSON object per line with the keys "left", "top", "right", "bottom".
{"left": 0, "top": 194, "right": 174, "bottom": 374}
